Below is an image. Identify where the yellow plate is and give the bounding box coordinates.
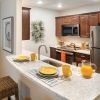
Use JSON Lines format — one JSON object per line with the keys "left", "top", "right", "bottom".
{"left": 16, "top": 56, "right": 29, "bottom": 61}
{"left": 39, "top": 66, "right": 57, "bottom": 75}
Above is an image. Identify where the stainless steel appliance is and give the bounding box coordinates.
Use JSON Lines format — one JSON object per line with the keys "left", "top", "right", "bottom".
{"left": 62, "top": 24, "right": 79, "bottom": 36}
{"left": 56, "top": 49, "right": 74, "bottom": 64}
{"left": 90, "top": 26, "right": 100, "bottom": 73}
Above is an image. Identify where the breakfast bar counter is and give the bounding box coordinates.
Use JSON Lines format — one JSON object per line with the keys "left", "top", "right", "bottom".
{"left": 6, "top": 52, "right": 100, "bottom": 100}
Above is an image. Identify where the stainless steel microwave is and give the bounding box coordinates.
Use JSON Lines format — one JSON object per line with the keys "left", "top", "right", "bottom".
{"left": 62, "top": 24, "right": 79, "bottom": 36}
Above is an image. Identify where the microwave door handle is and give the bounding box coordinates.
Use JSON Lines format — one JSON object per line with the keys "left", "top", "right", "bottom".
{"left": 91, "top": 31, "right": 94, "bottom": 47}
{"left": 72, "top": 27, "right": 74, "bottom": 35}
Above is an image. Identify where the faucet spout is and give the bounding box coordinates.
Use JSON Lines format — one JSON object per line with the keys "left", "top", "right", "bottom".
{"left": 38, "top": 45, "right": 48, "bottom": 60}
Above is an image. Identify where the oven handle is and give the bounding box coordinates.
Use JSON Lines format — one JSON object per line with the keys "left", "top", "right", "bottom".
{"left": 56, "top": 50, "right": 61, "bottom": 53}
{"left": 56, "top": 50, "right": 74, "bottom": 55}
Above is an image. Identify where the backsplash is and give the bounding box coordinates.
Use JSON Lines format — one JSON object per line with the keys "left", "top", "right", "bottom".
{"left": 57, "top": 36, "right": 90, "bottom": 47}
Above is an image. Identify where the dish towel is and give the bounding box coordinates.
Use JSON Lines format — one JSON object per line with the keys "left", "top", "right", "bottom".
{"left": 61, "top": 51, "right": 66, "bottom": 62}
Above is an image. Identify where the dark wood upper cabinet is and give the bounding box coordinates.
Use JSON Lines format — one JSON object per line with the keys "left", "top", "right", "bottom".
{"left": 22, "top": 7, "right": 31, "bottom": 40}
{"left": 55, "top": 11, "right": 100, "bottom": 38}
{"left": 88, "top": 13, "right": 99, "bottom": 26}
{"left": 56, "top": 17, "right": 63, "bottom": 36}
{"left": 63, "top": 15, "right": 79, "bottom": 24}
{"left": 80, "top": 15, "right": 89, "bottom": 38}
{"left": 63, "top": 16, "right": 71, "bottom": 24}
{"left": 71, "top": 15, "right": 79, "bottom": 24}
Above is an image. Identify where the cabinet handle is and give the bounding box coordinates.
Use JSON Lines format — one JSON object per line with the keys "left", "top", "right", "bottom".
{"left": 81, "top": 56, "right": 85, "bottom": 58}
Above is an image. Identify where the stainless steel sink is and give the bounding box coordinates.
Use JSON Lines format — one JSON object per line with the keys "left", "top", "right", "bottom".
{"left": 42, "top": 59, "right": 62, "bottom": 67}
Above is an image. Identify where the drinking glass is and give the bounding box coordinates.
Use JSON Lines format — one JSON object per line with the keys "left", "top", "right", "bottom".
{"left": 62, "top": 64, "right": 72, "bottom": 77}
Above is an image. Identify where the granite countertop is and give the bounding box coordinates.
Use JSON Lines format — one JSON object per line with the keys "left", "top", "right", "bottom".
{"left": 50, "top": 46, "right": 90, "bottom": 55}
{"left": 6, "top": 50, "right": 100, "bottom": 100}
{"left": 74, "top": 49, "right": 90, "bottom": 55}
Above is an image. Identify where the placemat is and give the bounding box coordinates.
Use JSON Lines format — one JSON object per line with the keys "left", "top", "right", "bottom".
{"left": 29, "top": 69, "right": 66, "bottom": 87}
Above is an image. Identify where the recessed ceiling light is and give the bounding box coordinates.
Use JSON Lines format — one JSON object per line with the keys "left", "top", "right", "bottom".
{"left": 37, "top": 0, "right": 43, "bottom": 5}
{"left": 92, "top": 0, "right": 100, "bottom": 2}
{"left": 57, "top": 3, "right": 63, "bottom": 8}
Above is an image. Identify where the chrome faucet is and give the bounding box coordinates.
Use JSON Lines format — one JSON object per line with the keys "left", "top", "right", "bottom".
{"left": 38, "top": 45, "right": 48, "bottom": 60}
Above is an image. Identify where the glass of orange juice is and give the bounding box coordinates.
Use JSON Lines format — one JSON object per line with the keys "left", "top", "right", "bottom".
{"left": 30, "top": 52, "right": 37, "bottom": 61}
{"left": 62, "top": 64, "right": 72, "bottom": 77}
{"left": 81, "top": 60, "right": 96, "bottom": 78}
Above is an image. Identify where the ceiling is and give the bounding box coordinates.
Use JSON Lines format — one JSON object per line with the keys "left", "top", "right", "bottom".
{"left": 22, "top": 0, "right": 100, "bottom": 11}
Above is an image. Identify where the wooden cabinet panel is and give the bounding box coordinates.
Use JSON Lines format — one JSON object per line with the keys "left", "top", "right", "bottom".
{"left": 71, "top": 15, "right": 79, "bottom": 24}
{"left": 22, "top": 7, "right": 31, "bottom": 40}
{"left": 50, "top": 47, "right": 56, "bottom": 59}
{"left": 99, "top": 13, "right": 100, "bottom": 24}
{"left": 80, "top": 15, "right": 89, "bottom": 38}
{"left": 56, "top": 17, "right": 63, "bottom": 36}
{"left": 88, "top": 13, "right": 99, "bottom": 26}
{"left": 63, "top": 15, "right": 79, "bottom": 24}
{"left": 63, "top": 16, "right": 71, "bottom": 24}
{"left": 75, "top": 53, "right": 90, "bottom": 65}
{"left": 55, "top": 12, "right": 100, "bottom": 37}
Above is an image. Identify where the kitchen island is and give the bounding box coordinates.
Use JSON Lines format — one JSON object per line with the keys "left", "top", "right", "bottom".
{"left": 6, "top": 52, "right": 100, "bottom": 100}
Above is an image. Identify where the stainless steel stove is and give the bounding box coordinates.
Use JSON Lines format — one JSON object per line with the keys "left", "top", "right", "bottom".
{"left": 56, "top": 46, "right": 76, "bottom": 64}
{"left": 56, "top": 46, "right": 75, "bottom": 52}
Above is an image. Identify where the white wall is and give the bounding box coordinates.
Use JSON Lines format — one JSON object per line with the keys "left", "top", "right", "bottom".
{"left": 61, "top": 4, "right": 100, "bottom": 16}
{"left": 22, "top": 7, "right": 60, "bottom": 56}
{"left": 0, "top": 0, "right": 16, "bottom": 75}
{"left": 0, "top": 0, "right": 22, "bottom": 76}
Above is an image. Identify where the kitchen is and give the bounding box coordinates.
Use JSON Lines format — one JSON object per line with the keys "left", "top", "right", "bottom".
{"left": 0, "top": 0, "right": 100, "bottom": 100}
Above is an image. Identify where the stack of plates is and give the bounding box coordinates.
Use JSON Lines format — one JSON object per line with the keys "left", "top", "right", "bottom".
{"left": 37, "top": 66, "right": 58, "bottom": 78}
{"left": 13, "top": 56, "right": 29, "bottom": 62}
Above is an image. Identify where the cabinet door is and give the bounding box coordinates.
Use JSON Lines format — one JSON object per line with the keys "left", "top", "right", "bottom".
{"left": 71, "top": 15, "right": 79, "bottom": 24}
{"left": 22, "top": 7, "right": 31, "bottom": 40}
{"left": 80, "top": 15, "right": 89, "bottom": 38}
{"left": 63, "top": 16, "right": 71, "bottom": 24}
{"left": 63, "top": 16, "right": 79, "bottom": 24}
{"left": 56, "top": 17, "right": 63, "bottom": 36}
{"left": 88, "top": 13, "right": 99, "bottom": 26}
{"left": 50, "top": 47, "right": 56, "bottom": 59}
{"left": 75, "top": 53, "right": 90, "bottom": 65}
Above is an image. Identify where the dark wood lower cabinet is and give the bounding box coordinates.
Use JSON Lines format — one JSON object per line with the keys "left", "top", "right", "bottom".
{"left": 50, "top": 47, "right": 56, "bottom": 59}
{"left": 75, "top": 52, "right": 90, "bottom": 66}
{"left": 50, "top": 47, "right": 90, "bottom": 66}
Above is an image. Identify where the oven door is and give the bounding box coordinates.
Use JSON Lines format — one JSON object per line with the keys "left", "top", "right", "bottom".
{"left": 66, "top": 52, "right": 74, "bottom": 64}
{"left": 56, "top": 50, "right": 74, "bottom": 64}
